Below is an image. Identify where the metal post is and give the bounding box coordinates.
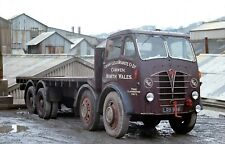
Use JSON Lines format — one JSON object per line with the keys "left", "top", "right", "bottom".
{"left": 0, "top": 31, "right": 3, "bottom": 79}
{"left": 204, "top": 37, "right": 209, "bottom": 54}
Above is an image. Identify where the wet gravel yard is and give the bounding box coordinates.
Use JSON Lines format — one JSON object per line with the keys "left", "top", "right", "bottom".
{"left": 0, "top": 109, "right": 225, "bottom": 144}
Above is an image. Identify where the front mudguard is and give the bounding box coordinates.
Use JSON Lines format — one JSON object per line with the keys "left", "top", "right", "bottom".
{"left": 98, "top": 82, "right": 134, "bottom": 115}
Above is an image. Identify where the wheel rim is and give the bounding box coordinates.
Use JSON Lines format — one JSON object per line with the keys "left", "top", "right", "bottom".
{"left": 39, "top": 97, "right": 44, "bottom": 110}
{"left": 105, "top": 100, "right": 118, "bottom": 129}
{"left": 105, "top": 106, "right": 114, "bottom": 124}
{"left": 81, "top": 97, "right": 92, "bottom": 124}
{"left": 27, "top": 92, "right": 33, "bottom": 107}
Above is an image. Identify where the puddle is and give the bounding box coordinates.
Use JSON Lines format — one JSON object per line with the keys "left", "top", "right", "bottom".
{"left": 0, "top": 124, "right": 28, "bottom": 133}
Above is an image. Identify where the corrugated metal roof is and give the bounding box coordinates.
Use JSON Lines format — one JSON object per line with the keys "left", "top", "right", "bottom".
{"left": 70, "top": 38, "right": 84, "bottom": 49}
{"left": 10, "top": 13, "right": 48, "bottom": 28}
{"left": 198, "top": 54, "right": 225, "bottom": 101}
{"left": 3, "top": 54, "right": 73, "bottom": 87}
{"left": 191, "top": 21, "right": 225, "bottom": 31}
{"left": 27, "top": 31, "right": 55, "bottom": 45}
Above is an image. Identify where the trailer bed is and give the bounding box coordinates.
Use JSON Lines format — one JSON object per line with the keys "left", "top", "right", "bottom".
{"left": 16, "top": 76, "right": 94, "bottom": 88}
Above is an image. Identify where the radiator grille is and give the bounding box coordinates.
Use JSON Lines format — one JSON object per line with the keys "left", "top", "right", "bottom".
{"left": 153, "top": 71, "right": 190, "bottom": 106}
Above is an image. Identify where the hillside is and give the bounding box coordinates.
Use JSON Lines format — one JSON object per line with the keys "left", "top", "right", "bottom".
{"left": 95, "top": 15, "right": 225, "bottom": 38}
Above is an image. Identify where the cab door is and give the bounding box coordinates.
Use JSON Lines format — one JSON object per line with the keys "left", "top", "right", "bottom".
{"left": 102, "top": 36, "right": 123, "bottom": 85}
{"left": 102, "top": 35, "right": 142, "bottom": 113}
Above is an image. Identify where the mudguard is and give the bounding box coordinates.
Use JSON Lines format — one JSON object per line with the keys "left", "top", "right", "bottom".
{"left": 35, "top": 80, "right": 46, "bottom": 94}
{"left": 73, "top": 84, "right": 97, "bottom": 108}
{"left": 36, "top": 80, "right": 61, "bottom": 102}
{"left": 98, "top": 82, "right": 134, "bottom": 114}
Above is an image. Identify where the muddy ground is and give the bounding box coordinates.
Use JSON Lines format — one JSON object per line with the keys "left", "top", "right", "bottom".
{"left": 0, "top": 108, "right": 225, "bottom": 144}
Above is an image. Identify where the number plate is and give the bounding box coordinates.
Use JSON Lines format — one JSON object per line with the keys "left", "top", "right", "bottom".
{"left": 162, "top": 107, "right": 173, "bottom": 113}
{"left": 162, "top": 107, "right": 183, "bottom": 113}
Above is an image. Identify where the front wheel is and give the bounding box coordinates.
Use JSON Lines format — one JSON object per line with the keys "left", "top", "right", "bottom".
{"left": 169, "top": 112, "right": 197, "bottom": 134}
{"left": 103, "top": 92, "right": 130, "bottom": 138}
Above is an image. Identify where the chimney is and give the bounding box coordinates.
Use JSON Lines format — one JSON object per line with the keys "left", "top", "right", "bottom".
{"left": 71, "top": 26, "right": 74, "bottom": 33}
{"left": 78, "top": 26, "right": 81, "bottom": 34}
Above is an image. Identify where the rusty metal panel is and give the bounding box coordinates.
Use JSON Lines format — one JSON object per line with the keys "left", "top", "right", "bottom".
{"left": 0, "top": 17, "right": 11, "bottom": 54}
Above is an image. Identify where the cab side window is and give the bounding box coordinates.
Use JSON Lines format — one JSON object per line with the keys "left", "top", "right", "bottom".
{"left": 106, "top": 37, "right": 122, "bottom": 60}
{"left": 124, "top": 37, "right": 136, "bottom": 59}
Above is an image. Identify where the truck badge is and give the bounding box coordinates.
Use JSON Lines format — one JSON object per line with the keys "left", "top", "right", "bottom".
{"left": 144, "top": 78, "right": 153, "bottom": 88}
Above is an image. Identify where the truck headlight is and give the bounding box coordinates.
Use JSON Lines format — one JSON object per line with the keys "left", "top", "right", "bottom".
{"left": 192, "top": 91, "right": 199, "bottom": 100}
{"left": 146, "top": 93, "right": 154, "bottom": 102}
{"left": 195, "top": 105, "right": 201, "bottom": 113}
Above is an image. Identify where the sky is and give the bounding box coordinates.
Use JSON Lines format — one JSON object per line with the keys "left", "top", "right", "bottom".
{"left": 0, "top": 0, "right": 225, "bottom": 35}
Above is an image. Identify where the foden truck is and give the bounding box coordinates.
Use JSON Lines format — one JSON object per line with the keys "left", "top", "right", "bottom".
{"left": 16, "top": 29, "right": 202, "bottom": 138}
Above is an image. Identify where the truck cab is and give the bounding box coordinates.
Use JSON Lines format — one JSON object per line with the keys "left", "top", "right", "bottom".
{"left": 98, "top": 29, "right": 201, "bottom": 137}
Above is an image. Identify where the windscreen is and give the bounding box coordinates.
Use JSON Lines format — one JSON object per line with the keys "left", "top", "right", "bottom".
{"left": 136, "top": 34, "right": 195, "bottom": 61}
{"left": 166, "top": 37, "right": 195, "bottom": 61}
{"left": 136, "top": 34, "right": 167, "bottom": 60}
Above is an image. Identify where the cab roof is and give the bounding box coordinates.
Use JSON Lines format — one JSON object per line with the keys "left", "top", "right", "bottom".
{"left": 108, "top": 29, "right": 189, "bottom": 38}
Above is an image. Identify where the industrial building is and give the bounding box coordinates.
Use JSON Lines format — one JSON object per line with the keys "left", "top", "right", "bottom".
{"left": 27, "top": 31, "right": 72, "bottom": 54}
{"left": 9, "top": 13, "right": 101, "bottom": 55}
{"left": 70, "top": 38, "right": 94, "bottom": 56}
{"left": 190, "top": 21, "right": 225, "bottom": 54}
{"left": 0, "top": 17, "right": 11, "bottom": 54}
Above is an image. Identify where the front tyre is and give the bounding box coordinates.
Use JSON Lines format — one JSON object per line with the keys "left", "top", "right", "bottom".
{"left": 103, "top": 92, "right": 130, "bottom": 138}
{"left": 169, "top": 112, "right": 197, "bottom": 134}
{"left": 79, "top": 89, "right": 100, "bottom": 131}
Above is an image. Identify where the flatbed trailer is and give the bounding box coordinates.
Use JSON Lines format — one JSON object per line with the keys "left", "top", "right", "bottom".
{"left": 16, "top": 29, "right": 202, "bottom": 138}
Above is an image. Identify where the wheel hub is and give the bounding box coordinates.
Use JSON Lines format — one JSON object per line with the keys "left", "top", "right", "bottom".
{"left": 81, "top": 97, "right": 91, "bottom": 123}
{"left": 105, "top": 106, "right": 114, "bottom": 124}
{"left": 81, "top": 104, "right": 88, "bottom": 118}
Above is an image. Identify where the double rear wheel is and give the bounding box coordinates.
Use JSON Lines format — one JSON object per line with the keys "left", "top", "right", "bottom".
{"left": 35, "top": 88, "right": 58, "bottom": 119}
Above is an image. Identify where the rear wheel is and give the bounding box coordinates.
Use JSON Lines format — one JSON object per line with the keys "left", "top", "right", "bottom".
{"left": 103, "top": 91, "right": 130, "bottom": 138}
{"left": 79, "top": 89, "right": 100, "bottom": 131}
{"left": 25, "top": 86, "right": 36, "bottom": 114}
{"left": 36, "top": 88, "right": 51, "bottom": 119}
{"left": 169, "top": 112, "right": 197, "bottom": 134}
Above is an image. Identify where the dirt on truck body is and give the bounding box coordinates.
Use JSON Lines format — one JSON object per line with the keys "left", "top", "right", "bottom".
{"left": 16, "top": 29, "right": 202, "bottom": 138}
